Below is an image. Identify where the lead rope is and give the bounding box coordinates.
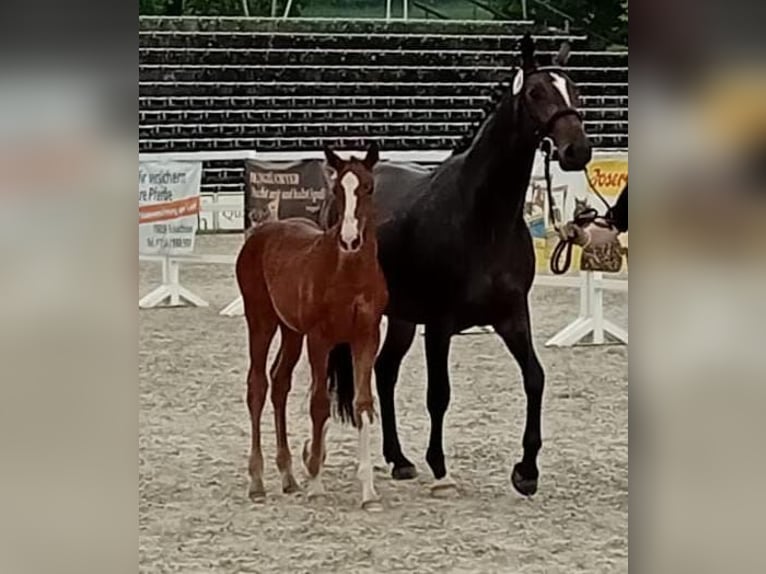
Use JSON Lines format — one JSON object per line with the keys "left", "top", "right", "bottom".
{"left": 543, "top": 139, "right": 617, "bottom": 274}
{"left": 541, "top": 139, "right": 573, "bottom": 274}
{"left": 583, "top": 168, "right": 615, "bottom": 217}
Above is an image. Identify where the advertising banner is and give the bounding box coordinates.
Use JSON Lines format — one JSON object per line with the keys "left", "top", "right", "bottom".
{"left": 585, "top": 156, "right": 629, "bottom": 199}
{"left": 244, "top": 159, "right": 329, "bottom": 231}
{"left": 138, "top": 161, "right": 202, "bottom": 255}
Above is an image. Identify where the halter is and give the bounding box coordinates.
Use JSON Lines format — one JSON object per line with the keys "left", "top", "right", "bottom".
{"left": 540, "top": 107, "right": 584, "bottom": 138}
{"left": 523, "top": 67, "right": 584, "bottom": 140}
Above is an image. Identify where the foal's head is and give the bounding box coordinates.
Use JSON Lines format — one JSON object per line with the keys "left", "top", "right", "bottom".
{"left": 323, "top": 142, "right": 380, "bottom": 253}
{"left": 511, "top": 34, "right": 592, "bottom": 170}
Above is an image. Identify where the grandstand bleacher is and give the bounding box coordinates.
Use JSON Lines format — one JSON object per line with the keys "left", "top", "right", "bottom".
{"left": 139, "top": 17, "right": 628, "bottom": 194}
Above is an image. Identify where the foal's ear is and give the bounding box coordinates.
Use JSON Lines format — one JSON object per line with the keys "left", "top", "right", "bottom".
{"left": 363, "top": 141, "right": 380, "bottom": 170}
{"left": 323, "top": 144, "right": 344, "bottom": 172}
{"left": 520, "top": 33, "right": 536, "bottom": 71}
{"left": 553, "top": 41, "right": 571, "bottom": 67}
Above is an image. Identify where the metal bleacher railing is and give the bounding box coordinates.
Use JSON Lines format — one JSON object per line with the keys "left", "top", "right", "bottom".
{"left": 139, "top": 17, "right": 628, "bottom": 195}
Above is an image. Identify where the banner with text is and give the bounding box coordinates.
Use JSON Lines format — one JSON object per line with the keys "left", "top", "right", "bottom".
{"left": 139, "top": 161, "right": 202, "bottom": 255}
{"left": 585, "top": 156, "right": 629, "bottom": 200}
{"left": 244, "top": 159, "right": 329, "bottom": 231}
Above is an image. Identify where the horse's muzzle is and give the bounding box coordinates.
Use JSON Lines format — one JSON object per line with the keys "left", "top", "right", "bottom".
{"left": 558, "top": 142, "right": 592, "bottom": 171}
{"left": 340, "top": 236, "right": 362, "bottom": 252}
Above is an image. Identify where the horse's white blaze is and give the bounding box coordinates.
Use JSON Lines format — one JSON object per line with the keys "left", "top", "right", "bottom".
{"left": 340, "top": 171, "right": 360, "bottom": 247}
{"left": 550, "top": 72, "right": 572, "bottom": 107}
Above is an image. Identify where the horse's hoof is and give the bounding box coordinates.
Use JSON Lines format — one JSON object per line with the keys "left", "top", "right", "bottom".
{"left": 430, "top": 475, "right": 459, "bottom": 498}
{"left": 511, "top": 464, "right": 538, "bottom": 497}
{"left": 391, "top": 463, "right": 417, "bottom": 480}
{"left": 282, "top": 474, "right": 300, "bottom": 494}
{"left": 306, "top": 483, "right": 325, "bottom": 500}
{"left": 248, "top": 481, "right": 266, "bottom": 503}
{"left": 361, "top": 499, "right": 384, "bottom": 512}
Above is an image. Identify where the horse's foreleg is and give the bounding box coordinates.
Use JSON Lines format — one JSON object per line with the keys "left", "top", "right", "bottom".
{"left": 424, "top": 323, "right": 458, "bottom": 497}
{"left": 351, "top": 328, "right": 383, "bottom": 511}
{"left": 374, "top": 317, "right": 417, "bottom": 479}
{"left": 270, "top": 326, "right": 303, "bottom": 494}
{"left": 494, "top": 303, "right": 545, "bottom": 497}
{"left": 303, "top": 334, "right": 330, "bottom": 498}
{"left": 245, "top": 316, "right": 278, "bottom": 503}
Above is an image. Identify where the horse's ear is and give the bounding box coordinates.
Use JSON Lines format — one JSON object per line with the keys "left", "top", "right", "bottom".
{"left": 520, "top": 33, "right": 536, "bottom": 71}
{"left": 553, "top": 41, "right": 571, "bottom": 67}
{"left": 363, "top": 141, "right": 380, "bottom": 170}
{"left": 323, "top": 144, "right": 343, "bottom": 172}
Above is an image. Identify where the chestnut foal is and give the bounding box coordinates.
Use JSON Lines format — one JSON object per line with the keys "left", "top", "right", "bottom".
{"left": 235, "top": 143, "right": 387, "bottom": 510}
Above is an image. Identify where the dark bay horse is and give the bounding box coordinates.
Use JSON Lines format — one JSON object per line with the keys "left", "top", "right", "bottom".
{"left": 328, "top": 34, "right": 592, "bottom": 497}
{"left": 236, "top": 143, "right": 388, "bottom": 510}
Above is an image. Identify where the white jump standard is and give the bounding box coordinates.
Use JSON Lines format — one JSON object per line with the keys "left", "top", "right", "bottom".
{"left": 544, "top": 270, "right": 628, "bottom": 346}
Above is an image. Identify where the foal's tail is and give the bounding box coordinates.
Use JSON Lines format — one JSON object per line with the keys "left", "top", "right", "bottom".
{"left": 327, "top": 343, "right": 357, "bottom": 427}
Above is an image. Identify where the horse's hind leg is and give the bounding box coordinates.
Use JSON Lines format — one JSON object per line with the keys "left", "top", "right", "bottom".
{"left": 270, "top": 325, "right": 303, "bottom": 494}
{"left": 494, "top": 301, "right": 545, "bottom": 497}
{"left": 424, "top": 322, "right": 459, "bottom": 497}
{"left": 302, "top": 333, "right": 331, "bottom": 498}
{"left": 244, "top": 306, "right": 278, "bottom": 503}
{"left": 374, "top": 317, "right": 417, "bottom": 479}
{"left": 351, "top": 328, "right": 383, "bottom": 511}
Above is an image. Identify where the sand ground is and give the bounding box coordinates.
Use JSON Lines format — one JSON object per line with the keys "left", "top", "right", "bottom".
{"left": 140, "top": 235, "right": 628, "bottom": 574}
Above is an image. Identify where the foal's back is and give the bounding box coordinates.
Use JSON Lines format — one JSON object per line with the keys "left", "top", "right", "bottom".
{"left": 236, "top": 218, "right": 325, "bottom": 328}
{"left": 237, "top": 215, "right": 386, "bottom": 338}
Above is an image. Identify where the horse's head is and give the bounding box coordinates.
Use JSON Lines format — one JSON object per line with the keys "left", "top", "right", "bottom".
{"left": 512, "top": 34, "right": 592, "bottom": 171}
{"left": 323, "top": 141, "right": 379, "bottom": 253}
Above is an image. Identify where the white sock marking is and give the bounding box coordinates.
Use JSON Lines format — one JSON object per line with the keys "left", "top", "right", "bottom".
{"left": 550, "top": 72, "right": 572, "bottom": 107}
{"left": 357, "top": 420, "right": 378, "bottom": 505}
{"left": 340, "top": 171, "right": 359, "bottom": 247}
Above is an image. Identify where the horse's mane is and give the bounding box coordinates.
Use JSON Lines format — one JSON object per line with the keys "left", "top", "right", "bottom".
{"left": 451, "top": 76, "right": 514, "bottom": 156}
{"left": 451, "top": 36, "right": 553, "bottom": 156}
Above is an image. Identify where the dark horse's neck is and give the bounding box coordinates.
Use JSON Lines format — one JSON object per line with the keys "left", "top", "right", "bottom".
{"left": 458, "top": 92, "right": 538, "bottom": 232}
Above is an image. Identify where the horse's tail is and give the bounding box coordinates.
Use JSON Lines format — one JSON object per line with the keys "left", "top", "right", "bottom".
{"left": 327, "top": 343, "right": 357, "bottom": 427}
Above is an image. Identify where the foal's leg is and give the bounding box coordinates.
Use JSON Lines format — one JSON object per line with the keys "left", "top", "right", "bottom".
{"left": 302, "top": 334, "right": 331, "bottom": 498}
{"left": 270, "top": 325, "right": 303, "bottom": 494}
{"left": 244, "top": 312, "right": 278, "bottom": 502}
{"left": 494, "top": 301, "right": 545, "bottom": 496}
{"left": 351, "top": 328, "right": 383, "bottom": 511}
{"left": 374, "top": 317, "right": 417, "bottom": 479}
{"left": 424, "top": 322, "right": 458, "bottom": 496}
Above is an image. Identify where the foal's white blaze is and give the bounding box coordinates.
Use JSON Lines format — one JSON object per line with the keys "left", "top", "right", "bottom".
{"left": 550, "top": 72, "right": 572, "bottom": 107}
{"left": 340, "top": 171, "right": 360, "bottom": 249}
